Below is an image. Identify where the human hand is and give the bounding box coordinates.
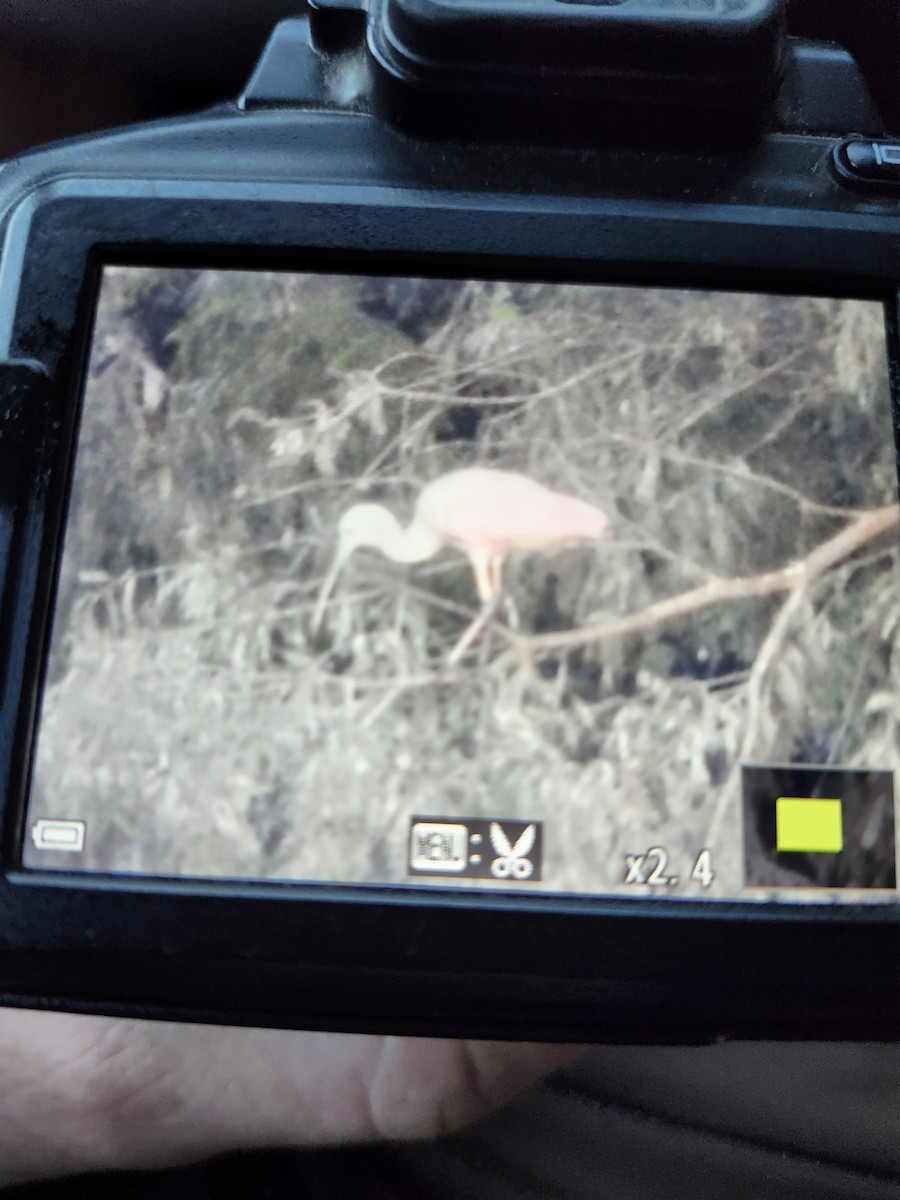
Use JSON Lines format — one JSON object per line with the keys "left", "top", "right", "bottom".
{"left": 0, "top": 1008, "right": 579, "bottom": 1186}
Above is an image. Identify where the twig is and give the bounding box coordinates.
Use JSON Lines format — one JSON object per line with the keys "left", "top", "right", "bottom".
{"left": 706, "top": 583, "right": 810, "bottom": 848}
{"left": 595, "top": 429, "right": 871, "bottom": 520}
{"left": 314, "top": 665, "right": 469, "bottom": 693}
{"left": 379, "top": 347, "right": 642, "bottom": 411}
{"left": 667, "top": 347, "right": 807, "bottom": 439}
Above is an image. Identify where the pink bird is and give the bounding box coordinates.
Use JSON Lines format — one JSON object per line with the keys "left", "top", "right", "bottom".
{"left": 313, "top": 467, "right": 609, "bottom": 662}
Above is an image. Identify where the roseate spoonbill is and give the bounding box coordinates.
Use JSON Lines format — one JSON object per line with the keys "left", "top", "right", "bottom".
{"left": 313, "top": 467, "right": 609, "bottom": 662}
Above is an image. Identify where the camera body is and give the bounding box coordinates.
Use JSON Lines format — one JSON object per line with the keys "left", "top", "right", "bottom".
{"left": 0, "top": 0, "right": 898, "bottom": 1041}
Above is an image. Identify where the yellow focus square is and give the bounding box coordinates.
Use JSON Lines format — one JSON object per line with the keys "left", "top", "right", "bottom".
{"left": 775, "top": 797, "right": 843, "bottom": 853}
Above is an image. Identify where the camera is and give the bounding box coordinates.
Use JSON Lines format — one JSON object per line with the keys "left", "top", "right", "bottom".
{"left": 0, "top": 0, "right": 897, "bottom": 1042}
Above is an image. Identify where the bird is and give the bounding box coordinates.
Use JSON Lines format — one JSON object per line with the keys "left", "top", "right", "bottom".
{"left": 312, "top": 467, "right": 609, "bottom": 662}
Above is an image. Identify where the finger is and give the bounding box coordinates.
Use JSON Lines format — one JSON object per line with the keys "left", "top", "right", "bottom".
{"left": 363, "top": 1036, "right": 585, "bottom": 1141}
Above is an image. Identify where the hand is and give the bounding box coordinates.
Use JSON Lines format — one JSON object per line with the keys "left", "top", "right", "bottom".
{"left": 0, "top": 1008, "right": 579, "bottom": 1186}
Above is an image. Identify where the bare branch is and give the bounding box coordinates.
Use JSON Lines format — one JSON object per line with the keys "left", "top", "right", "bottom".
{"left": 502, "top": 503, "right": 900, "bottom": 657}
{"left": 706, "top": 583, "right": 811, "bottom": 847}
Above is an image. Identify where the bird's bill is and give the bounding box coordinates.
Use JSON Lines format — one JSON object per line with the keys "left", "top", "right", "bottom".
{"left": 311, "top": 544, "right": 350, "bottom": 633}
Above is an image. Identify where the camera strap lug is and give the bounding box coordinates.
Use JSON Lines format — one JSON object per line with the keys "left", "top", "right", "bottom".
{"left": 239, "top": 16, "right": 369, "bottom": 115}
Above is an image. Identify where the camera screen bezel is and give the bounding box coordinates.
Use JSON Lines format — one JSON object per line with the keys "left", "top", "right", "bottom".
{"left": 0, "top": 167, "right": 898, "bottom": 1042}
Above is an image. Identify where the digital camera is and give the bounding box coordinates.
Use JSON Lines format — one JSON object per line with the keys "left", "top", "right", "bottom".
{"left": 0, "top": 0, "right": 898, "bottom": 1041}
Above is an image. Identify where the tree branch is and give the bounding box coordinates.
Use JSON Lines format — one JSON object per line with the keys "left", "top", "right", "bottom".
{"left": 504, "top": 503, "right": 900, "bottom": 657}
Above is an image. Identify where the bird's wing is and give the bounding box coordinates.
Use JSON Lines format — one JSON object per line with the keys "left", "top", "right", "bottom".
{"left": 417, "top": 469, "right": 607, "bottom": 552}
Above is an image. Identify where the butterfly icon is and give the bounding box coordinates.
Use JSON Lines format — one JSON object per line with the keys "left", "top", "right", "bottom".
{"left": 489, "top": 822, "right": 536, "bottom": 879}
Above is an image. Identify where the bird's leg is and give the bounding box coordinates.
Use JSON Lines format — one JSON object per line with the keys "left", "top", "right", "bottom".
{"left": 486, "top": 553, "right": 521, "bottom": 636}
{"left": 476, "top": 560, "right": 505, "bottom": 669}
{"left": 493, "top": 556, "right": 521, "bottom": 631}
{"left": 448, "top": 549, "right": 498, "bottom": 666}
{"left": 489, "top": 555, "right": 503, "bottom": 600}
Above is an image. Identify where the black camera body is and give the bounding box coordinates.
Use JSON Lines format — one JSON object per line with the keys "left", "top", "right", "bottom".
{"left": 0, "top": 0, "right": 898, "bottom": 1042}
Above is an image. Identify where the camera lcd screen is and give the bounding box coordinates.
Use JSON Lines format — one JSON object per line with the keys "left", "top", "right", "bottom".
{"left": 23, "top": 267, "right": 900, "bottom": 903}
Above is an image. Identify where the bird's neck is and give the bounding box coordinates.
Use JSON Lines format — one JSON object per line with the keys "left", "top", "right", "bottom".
{"left": 374, "top": 514, "right": 443, "bottom": 564}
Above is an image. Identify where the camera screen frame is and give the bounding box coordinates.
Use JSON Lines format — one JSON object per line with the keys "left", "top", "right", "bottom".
{"left": 0, "top": 166, "right": 898, "bottom": 1041}
{"left": 23, "top": 267, "right": 900, "bottom": 904}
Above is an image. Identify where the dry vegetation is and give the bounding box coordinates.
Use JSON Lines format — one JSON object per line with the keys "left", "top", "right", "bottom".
{"left": 27, "top": 268, "right": 900, "bottom": 898}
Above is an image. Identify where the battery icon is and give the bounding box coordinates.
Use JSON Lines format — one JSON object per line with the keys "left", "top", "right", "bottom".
{"left": 31, "top": 819, "right": 86, "bottom": 853}
{"left": 775, "top": 797, "right": 843, "bottom": 854}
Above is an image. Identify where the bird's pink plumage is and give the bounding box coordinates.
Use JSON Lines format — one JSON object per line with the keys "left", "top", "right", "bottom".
{"left": 415, "top": 469, "right": 608, "bottom": 554}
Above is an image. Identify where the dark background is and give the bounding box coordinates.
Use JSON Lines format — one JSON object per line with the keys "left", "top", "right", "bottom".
{"left": 0, "top": 1, "right": 896, "bottom": 160}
